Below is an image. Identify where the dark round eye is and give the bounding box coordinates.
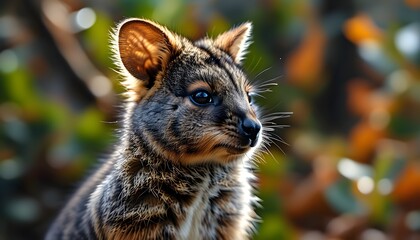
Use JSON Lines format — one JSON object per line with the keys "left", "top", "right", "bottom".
{"left": 189, "top": 90, "right": 214, "bottom": 106}
{"left": 247, "top": 92, "right": 253, "bottom": 104}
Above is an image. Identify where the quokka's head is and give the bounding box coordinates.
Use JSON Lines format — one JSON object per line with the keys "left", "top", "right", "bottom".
{"left": 113, "top": 18, "right": 262, "bottom": 165}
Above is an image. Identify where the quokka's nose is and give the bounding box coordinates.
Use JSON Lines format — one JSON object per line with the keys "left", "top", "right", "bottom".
{"left": 240, "top": 117, "right": 261, "bottom": 147}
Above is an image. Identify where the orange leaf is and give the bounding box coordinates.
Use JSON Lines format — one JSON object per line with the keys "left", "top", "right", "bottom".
{"left": 347, "top": 79, "right": 373, "bottom": 117}
{"left": 348, "top": 121, "right": 385, "bottom": 163}
{"left": 405, "top": 0, "right": 420, "bottom": 9}
{"left": 343, "top": 13, "right": 383, "bottom": 44}
{"left": 286, "top": 21, "right": 326, "bottom": 90}
{"left": 392, "top": 162, "right": 420, "bottom": 209}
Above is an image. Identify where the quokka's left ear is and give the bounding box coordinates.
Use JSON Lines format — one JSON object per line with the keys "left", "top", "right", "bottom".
{"left": 115, "top": 18, "right": 181, "bottom": 101}
{"left": 214, "top": 22, "right": 252, "bottom": 65}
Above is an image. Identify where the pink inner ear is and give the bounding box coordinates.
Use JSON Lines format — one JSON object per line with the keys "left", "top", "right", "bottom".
{"left": 118, "top": 20, "right": 173, "bottom": 82}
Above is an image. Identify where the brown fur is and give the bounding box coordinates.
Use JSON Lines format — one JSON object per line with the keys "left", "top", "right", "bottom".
{"left": 46, "top": 18, "right": 263, "bottom": 240}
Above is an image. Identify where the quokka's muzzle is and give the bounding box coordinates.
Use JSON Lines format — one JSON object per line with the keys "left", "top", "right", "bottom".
{"left": 239, "top": 117, "right": 261, "bottom": 147}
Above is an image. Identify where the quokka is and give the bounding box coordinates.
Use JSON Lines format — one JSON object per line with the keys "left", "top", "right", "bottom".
{"left": 47, "top": 18, "right": 277, "bottom": 239}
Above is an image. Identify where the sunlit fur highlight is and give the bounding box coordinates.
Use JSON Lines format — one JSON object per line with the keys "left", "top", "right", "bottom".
{"left": 45, "top": 18, "right": 287, "bottom": 240}
{"left": 110, "top": 18, "right": 184, "bottom": 102}
{"left": 214, "top": 22, "right": 253, "bottom": 65}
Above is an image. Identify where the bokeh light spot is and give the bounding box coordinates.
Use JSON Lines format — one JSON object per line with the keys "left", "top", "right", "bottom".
{"left": 357, "top": 176, "right": 374, "bottom": 194}
{"left": 377, "top": 178, "right": 393, "bottom": 195}
{"left": 0, "top": 158, "right": 23, "bottom": 180}
{"left": 395, "top": 23, "right": 420, "bottom": 59}
{"left": 0, "top": 49, "right": 18, "bottom": 73}
{"left": 387, "top": 70, "right": 410, "bottom": 94}
{"left": 74, "top": 7, "right": 96, "bottom": 31}
{"left": 88, "top": 75, "right": 112, "bottom": 97}
{"left": 406, "top": 211, "right": 420, "bottom": 231}
{"left": 337, "top": 158, "right": 372, "bottom": 180}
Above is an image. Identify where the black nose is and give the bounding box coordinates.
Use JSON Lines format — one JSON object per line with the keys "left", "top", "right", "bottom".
{"left": 240, "top": 118, "right": 261, "bottom": 147}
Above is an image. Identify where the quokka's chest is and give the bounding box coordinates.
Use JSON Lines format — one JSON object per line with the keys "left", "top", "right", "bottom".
{"left": 176, "top": 167, "right": 255, "bottom": 240}
{"left": 105, "top": 167, "right": 254, "bottom": 240}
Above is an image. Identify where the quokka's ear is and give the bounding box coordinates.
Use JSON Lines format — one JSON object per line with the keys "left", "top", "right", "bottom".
{"left": 116, "top": 19, "right": 179, "bottom": 100}
{"left": 214, "top": 22, "right": 252, "bottom": 64}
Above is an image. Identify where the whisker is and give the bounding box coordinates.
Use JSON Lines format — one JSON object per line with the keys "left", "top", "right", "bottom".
{"left": 253, "top": 76, "right": 282, "bottom": 87}
{"left": 252, "top": 66, "right": 272, "bottom": 82}
{"left": 261, "top": 117, "right": 291, "bottom": 124}
{"left": 257, "top": 143, "right": 275, "bottom": 163}
{"left": 251, "top": 78, "right": 280, "bottom": 94}
{"left": 263, "top": 125, "right": 290, "bottom": 131}
{"left": 253, "top": 152, "right": 266, "bottom": 165}
{"left": 263, "top": 135, "right": 286, "bottom": 155}
{"left": 252, "top": 93, "right": 266, "bottom": 99}
{"left": 263, "top": 126, "right": 288, "bottom": 132}
{"left": 261, "top": 117, "right": 291, "bottom": 123}
{"left": 261, "top": 112, "right": 293, "bottom": 117}
{"left": 253, "top": 79, "right": 279, "bottom": 87}
{"left": 265, "top": 134, "right": 289, "bottom": 147}
{"left": 262, "top": 144, "right": 280, "bottom": 164}
{"left": 248, "top": 57, "right": 262, "bottom": 75}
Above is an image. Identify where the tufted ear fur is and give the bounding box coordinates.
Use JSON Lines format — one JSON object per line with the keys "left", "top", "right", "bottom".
{"left": 115, "top": 19, "right": 180, "bottom": 101}
{"left": 214, "top": 22, "right": 252, "bottom": 65}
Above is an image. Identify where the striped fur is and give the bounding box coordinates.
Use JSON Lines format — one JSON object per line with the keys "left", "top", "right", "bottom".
{"left": 46, "top": 18, "right": 262, "bottom": 239}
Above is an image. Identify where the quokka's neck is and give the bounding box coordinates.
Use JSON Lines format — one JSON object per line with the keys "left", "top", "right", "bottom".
{"left": 118, "top": 129, "right": 198, "bottom": 174}
{"left": 116, "top": 126, "right": 241, "bottom": 184}
{"left": 114, "top": 132, "right": 245, "bottom": 210}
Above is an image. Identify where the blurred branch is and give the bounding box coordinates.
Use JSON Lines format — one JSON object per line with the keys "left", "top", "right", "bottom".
{"left": 16, "top": 0, "right": 115, "bottom": 112}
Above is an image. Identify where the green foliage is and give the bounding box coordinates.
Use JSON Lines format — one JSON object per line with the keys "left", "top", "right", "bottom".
{"left": 1, "top": 0, "right": 420, "bottom": 239}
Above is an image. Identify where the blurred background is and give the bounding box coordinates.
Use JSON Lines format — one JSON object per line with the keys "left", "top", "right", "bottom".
{"left": 1, "top": 0, "right": 420, "bottom": 239}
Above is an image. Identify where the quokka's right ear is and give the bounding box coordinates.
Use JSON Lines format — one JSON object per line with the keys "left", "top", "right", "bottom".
{"left": 115, "top": 19, "right": 180, "bottom": 101}
{"left": 214, "top": 22, "right": 252, "bottom": 65}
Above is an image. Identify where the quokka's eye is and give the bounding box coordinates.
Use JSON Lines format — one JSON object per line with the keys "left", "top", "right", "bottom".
{"left": 189, "top": 90, "right": 214, "bottom": 106}
{"left": 247, "top": 92, "right": 253, "bottom": 104}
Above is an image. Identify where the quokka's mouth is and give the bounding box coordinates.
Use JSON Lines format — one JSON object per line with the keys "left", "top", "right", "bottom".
{"left": 213, "top": 143, "right": 250, "bottom": 155}
{"left": 227, "top": 147, "right": 250, "bottom": 155}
